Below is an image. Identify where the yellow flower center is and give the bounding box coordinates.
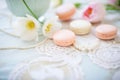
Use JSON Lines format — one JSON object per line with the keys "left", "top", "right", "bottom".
{"left": 45, "top": 24, "right": 52, "bottom": 33}
{"left": 26, "top": 20, "right": 35, "bottom": 30}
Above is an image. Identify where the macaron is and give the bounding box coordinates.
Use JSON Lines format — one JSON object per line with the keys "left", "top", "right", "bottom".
{"left": 70, "top": 20, "right": 92, "bottom": 35}
{"left": 53, "top": 29, "right": 76, "bottom": 47}
{"left": 82, "top": 2, "right": 106, "bottom": 23}
{"left": 95, "top": 24, "right": 117, "bottom": 40}
{"left": 56, "top": 3, "right": 76, "bottom": 21}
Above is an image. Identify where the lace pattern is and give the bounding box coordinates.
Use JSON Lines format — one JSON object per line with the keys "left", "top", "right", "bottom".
{"left": 36, "top": 35, "right": 120, "bottom": 69}
{"left": 74, "top": 34, "right": 100, "bottom": 51}
{"left": 9, "top": 56, "right": 84, "bottom": 80}
{"left": 36, "top": 40, "right": 83, "bottom": 65}
{"left": 89, "top": 43, "right": 120, "bottom": 69}
{"left": 115, "top": 31, "right": 120, "bottom": 43}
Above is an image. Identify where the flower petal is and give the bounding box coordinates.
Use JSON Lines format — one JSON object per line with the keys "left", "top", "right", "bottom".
{"left": 26, "top": 14, "right": 41, "bottom": 29}
{"left": 83, "top": 2, "right": 106, "bottom": 23}
{"left": 12, "top": 17, "right": 28, "bottom": 35}
{"left": 42, "top": 18, "right": 62, "bottom": 38}
{"left": 13, "top": 15, "right": 40, "bottom": 41}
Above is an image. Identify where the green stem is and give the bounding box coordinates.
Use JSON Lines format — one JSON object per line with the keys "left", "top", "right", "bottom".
{"left": 106, "top": 4, "right": 120, "bottom": 11}
{"left": 22, "top": 0, "right": 38, "bottom": 19}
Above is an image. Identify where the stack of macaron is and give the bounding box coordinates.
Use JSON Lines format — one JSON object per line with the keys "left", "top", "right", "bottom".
{"left": 42, "top": 2, "right": 118, "bottom": 47}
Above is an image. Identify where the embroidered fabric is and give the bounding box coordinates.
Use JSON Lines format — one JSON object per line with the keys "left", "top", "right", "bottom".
{"left": 9, "top": 56, "right": 84, "bottom": 80}
{"left": 89, "top": 43, "right": 120, "bottom": 69}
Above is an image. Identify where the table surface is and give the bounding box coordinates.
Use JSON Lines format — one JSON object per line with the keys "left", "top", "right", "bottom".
{"left": 0, "top": 0, "right": 120, "bottom": 80}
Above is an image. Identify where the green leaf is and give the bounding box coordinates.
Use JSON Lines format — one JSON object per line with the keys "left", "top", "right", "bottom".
{"left": 117, "top": 0, "right": 120, "bottom": 6}
{"left": 105, "top": 4, "right": 120, "bottom": 11}
{"left": 74, "top": 2, "right": 81, "bottom": 8}
{"left": 23, "top": 0, "right": 38, "bottom": 19}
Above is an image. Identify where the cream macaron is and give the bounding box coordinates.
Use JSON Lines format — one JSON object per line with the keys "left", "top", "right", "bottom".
{"left": 95, "top": 24, "right": 117, "bottom": 40}
{"left": 56, "top": 3, "right": 76, "bottom": 21}
{"left": 53, "top": 29, "right": 76, "bottom": 47}
{"left": 70, "top": 20, "right": 92, "bottom": 35}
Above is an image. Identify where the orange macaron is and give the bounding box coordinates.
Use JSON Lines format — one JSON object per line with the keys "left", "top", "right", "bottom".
{"left": 53, "top": 29, "right": 76, "bottom": 47}
{"left": 56, "top": 3, "right": 76, "bottom": 21}
{"left": 95, "top": 24, "right": 117, "bottom": 40}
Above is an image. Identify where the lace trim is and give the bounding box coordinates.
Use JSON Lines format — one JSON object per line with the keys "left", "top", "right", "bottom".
{"left": 9, "top": 56, "right": 84, "bottom": 80}
{"left": 36, "top": 40, "right": 83, "bottom": 65}
{"left": 115, "top": 31, "right": 120, "bottom": 43}
{"left": 89, "top": 43, "right": 120, "bottom": 69}
{"left": 74, "top": 35, "right": 100, "bottom": 52}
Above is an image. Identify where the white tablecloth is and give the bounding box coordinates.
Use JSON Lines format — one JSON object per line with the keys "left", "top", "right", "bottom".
{"left": 0, "top": 0, "right": 120, "bottom": 80}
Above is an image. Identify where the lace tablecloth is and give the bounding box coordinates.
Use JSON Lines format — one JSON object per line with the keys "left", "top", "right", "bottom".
{"left": 0, "top": 0, "right": 120, "bottom": 80}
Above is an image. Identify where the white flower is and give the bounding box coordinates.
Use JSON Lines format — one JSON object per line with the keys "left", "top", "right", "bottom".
{"left": 42, "top": 16, "right": 62, "bottom": 38}
{"left": 13, "top": 15, "right": 41, "bottom": 41}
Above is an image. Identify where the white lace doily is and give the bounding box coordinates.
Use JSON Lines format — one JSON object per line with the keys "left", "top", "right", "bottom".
{"left": 74, "top": 34, "right": 100, "bottom": 52}
{"left": 115, "top": 31, "right": 120, "bottom": 43}
{"left": 89, "top": 43, "right": 120, "bottom": 69}
{"left": 99, "top": 40, "right": 114, "bottom": 49}
{"left": 9, "top": 56, "right": 84, "bottom": 80}
{"left": 36, "top": 40, "right": 83, "bottom": 65}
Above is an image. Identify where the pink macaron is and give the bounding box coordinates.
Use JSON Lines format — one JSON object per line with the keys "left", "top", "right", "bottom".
{"left": 53, "top": 29, "right": 76, "bottom": 47}
{"left": 82, "top": 2, "right": 106, "bottom": 23}
{"left": 95, "top": 24, "right": 117, "bottom": 40}
{"left": 56, "top": 3, "right": 76, "bottom": 21}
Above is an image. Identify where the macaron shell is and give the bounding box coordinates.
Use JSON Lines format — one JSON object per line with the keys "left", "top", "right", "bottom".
{"left": 95, "top": 24, "right": 117, "bottom": 40}
{"left": 70, "top": 20, "right": 91, "bottom": 35}
{"left": 95, "top": 32, "right": 116, "bottom": 40}
{"left": 56, "top": 4, "right": 76, "bottom": 21}
{"left": 53, "top": 29, "right": 76, "bottom": 46}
